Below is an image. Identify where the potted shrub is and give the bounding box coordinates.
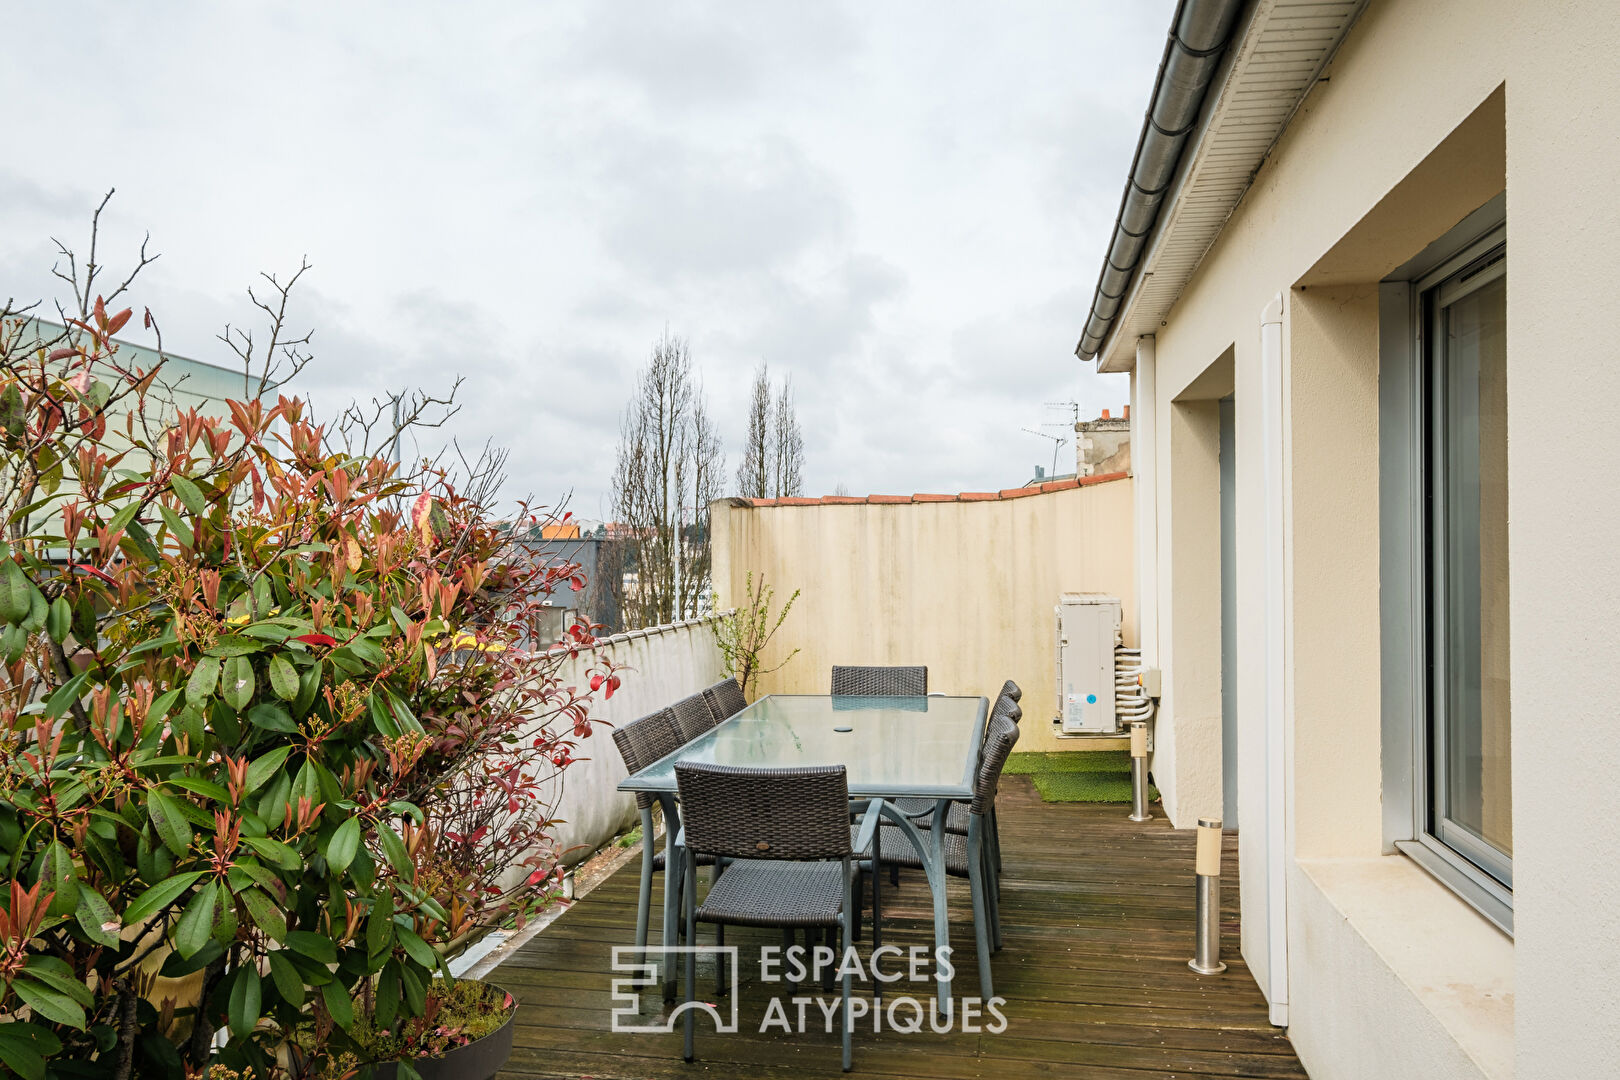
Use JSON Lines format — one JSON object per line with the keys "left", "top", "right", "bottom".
{"left": 0, "top": 224, "right": 615, "bottom": 1079}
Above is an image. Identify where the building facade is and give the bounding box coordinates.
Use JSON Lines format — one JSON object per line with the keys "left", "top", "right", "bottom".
{"left": 1077, "top": 2, "right": 1620, "bottom": 1078}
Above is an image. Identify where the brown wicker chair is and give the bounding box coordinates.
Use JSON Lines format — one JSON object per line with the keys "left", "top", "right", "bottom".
{"left": 700, "top": 677, "right": 748, "bottom": 724}
{"left": 670, "top": 691, "right": 718, "bottom": 744}
{"left": 830, "top": 664, "right": 927, "bottom": 696}
{"left": 611, "top": 708, "right": 715, "bottom": 974}
{"left": 675, "top": 762, "right": 884, "bottom": 1072}
{"left": 861, "top": 712, "right": 1020, "bottom": 1000}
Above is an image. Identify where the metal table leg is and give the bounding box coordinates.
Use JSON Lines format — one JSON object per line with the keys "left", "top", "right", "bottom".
{"left": 878, "top": 800, "right": 954, "bottom": 1009}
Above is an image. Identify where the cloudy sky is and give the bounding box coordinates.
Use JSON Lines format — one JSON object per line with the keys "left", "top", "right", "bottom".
{"left": 2, "top": 2, "right": 1170, "bottom": 516}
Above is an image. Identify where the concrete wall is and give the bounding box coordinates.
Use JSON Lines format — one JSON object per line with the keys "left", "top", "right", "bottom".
{"left": 1119, "top": 0, "right": 1620, "bottom": 1077}
{"left": 532, "top": 616, "right": 727, "bottom": 868}
{"left": 710, "top": 476, "right": 1136, "bottom": 754}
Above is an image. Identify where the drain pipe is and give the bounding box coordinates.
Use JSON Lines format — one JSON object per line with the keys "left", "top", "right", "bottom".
{"left": 1076, "top": 0, "right": 1245, "bottom": 360}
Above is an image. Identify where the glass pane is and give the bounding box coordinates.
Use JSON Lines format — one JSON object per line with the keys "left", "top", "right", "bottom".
{"left": 618, "top": 695, "right": 986, "bottom": 798}
{"left": 1439, "top": 269, "right": 1511, "bottom": 859}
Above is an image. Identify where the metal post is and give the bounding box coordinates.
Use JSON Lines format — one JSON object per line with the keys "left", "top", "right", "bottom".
{"left": 1128, "top": 721, "right": 1151, "bottom": 822}
{"left": 1189, "top": 817, "right": 1227, "bottom": 975}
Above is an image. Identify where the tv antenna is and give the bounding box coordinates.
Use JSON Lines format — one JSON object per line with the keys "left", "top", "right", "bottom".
{"left": 1043, "top": 400, "right": 1081, "bottom": 427}
{"left": 1021, "top": 427, "right": 1069, "bottom": 478}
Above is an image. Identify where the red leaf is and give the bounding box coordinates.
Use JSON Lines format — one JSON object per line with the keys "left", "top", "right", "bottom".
{"left": 589, "top": 674, "right": 603, "bottom": 692}
{"left": 70, "top": 563, "right": 117, "bottom": 586}
{"left": 292, "top": 633, "right": 338, "bottom": 648}
{"left": 48, "top": 348, "right": 76, "bottom": 361}
{"left": 107, "top": 308, "right": 133, "bottom": 335}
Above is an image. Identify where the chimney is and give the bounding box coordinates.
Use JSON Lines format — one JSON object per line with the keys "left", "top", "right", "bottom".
{"left": 1101, "top": 409, "right": 1111, "bottom": 420}
{"left": 1124, "top": 404, "right": 1131, "bottom": 420}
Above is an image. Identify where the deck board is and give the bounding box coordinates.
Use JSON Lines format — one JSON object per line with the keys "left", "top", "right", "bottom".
{"left": 491, "top": 777, "right": 1306, "bottom": 1078}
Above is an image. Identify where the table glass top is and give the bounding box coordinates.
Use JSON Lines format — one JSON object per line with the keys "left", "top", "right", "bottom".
{"left": 617, "top": 694, "right": 988, "bottom": 799}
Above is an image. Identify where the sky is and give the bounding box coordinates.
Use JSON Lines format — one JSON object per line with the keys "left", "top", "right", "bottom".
{"left": 1, "top": 2, "right": 1171, "bottom": 517}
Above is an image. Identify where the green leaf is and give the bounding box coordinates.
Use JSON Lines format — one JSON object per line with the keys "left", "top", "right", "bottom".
{"left": 326, "top": 816, "right": 361, "bottom": 877}
{"left": 20, "top": 958, "right": 93, "bottom": 1007}
{"left": 377, "top": 826, "right": 412, "bottom": 879}
{"left": 105, "top": 498, "right": 142, "bottom": 536}
{"left": 207, "top": 635, "right": 263, "bottom": 657}
{"left": 267, "top": 951, "right": 304, "bottom": 1009}
{"left": 123, "top": 871, "right": 206, "bottom": 924}
{"left": 395, "top": 926, "right": 438, "bottom": 971}
{"left": 174, "top": 882, "right": 218, "bottom": 958}
{"left": 166, "top": 776, "right": 230, "bottom": 803}
{"left": 367, "top": 891, "right": 395, "bottom": 958}
{"left": 220, "top": 654, "right": 255, "bottom": 711}
{"left": 0, "top": 1030, "right": 45, "bottom": 1080}
{"left": 74, "top": 885, "right": 120, "bottom": 947}
{"left": 142, "top": 688, "right": 183, "bottom": 736}
{"left": 267, "top": 654, "right": 299, "bottom": 700}
{"left": 239, "top": 621, "right": 294, "bottom": 642}
{"left": 157, "top": 502, "right": 193, "bottom": 550}
{"left": 45, "top": 596, "right": 71, "bottom": 644}
{"left": 286, "top": 930, "right": 337, "bottom": 965}
{"left": 399, "top": 963, "right": 425, "bottom": 1016}
{"left": 228, "top": 964, "right": 261, "bottom": 1038}
{"left": 374, "top": 959, "right": 400, "bottom": 1029}
{"left": 240, "top": 888, "right": 287, "bottom": 943}
{"left": 170, "top": 474, "right": 205, "bottom": 516}
{"left": 245, "top": 745, "right": 293, "bottom": 791}
{"left": 247, "top": 702, "right": 297, "bottom": 733}
{"left": 185, "top": 656, "right": 221, "bottom": 705}
{"left": 321, "top": 979, "right": 355, "bottom": 1030}
{"left": 147, "top": 791, "right": 192, "bottom": 856}
{"left": 241, "top": 836, "right": 300, "bottom": 871}
{"left": 10, "top": 978, "right": 86, "bottom": 1029}
{"left": 123, "top": 519, "right": 161, "bottom": 563}
{"left": 42, "top": 670, "right": 90, "bottom": 719}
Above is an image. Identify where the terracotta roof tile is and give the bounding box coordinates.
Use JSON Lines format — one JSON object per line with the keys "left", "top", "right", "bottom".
{"left": 911, "top": 493, "right": 957, "bottom": 502}
{"left": 867, "top": 494, "right": 912, "bottom": 504}
{"left": 732, "top": 472, "right": 1127, "bottom": 509}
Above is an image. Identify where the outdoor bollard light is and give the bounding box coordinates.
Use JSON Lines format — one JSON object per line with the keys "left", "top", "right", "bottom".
{"left": 1128, "top": 721, "right": 1151, "bottom": 822}
{"left": 1189, "top": 817, "right": 1227, "bottom": 975}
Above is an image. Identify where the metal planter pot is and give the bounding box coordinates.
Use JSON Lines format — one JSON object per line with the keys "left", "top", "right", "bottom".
{"left": 371, "top": 985, "right": 516, "bottom": 1080}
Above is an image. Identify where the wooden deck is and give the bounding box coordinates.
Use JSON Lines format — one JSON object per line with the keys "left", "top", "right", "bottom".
{"left": 491, "top": 778, "right": 1307, "bottom": 1079}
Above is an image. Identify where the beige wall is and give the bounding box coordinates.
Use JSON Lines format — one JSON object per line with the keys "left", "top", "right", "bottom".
{"left": 710, "top": 477, "right": 1136, "bottom": 754}
{"left": 1121, "top": 0, "right": 1620, "bottom": 1076}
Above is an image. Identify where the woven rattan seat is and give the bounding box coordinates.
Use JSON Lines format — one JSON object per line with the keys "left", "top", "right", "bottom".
{"left": 694, "top": 860, "right": 845, "bottom": 927}
{"left": 830, "top": 665, "right": 927, "bottom": 696}
{"left": 700, "top": 678, "right": 747, "bottom": 723}
{"left": 611, "top": 708, "right": 683, "bottom": 810}
{"left": 863, "top": 824, "right": 970, "bottom": 875}
{"left": 650, "top": 850, "right": 716, "bottom": 871}
{"left": 913, "top": 801, "right": 973, "bottom": 836}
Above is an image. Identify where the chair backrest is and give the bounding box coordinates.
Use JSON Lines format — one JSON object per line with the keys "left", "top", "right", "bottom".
{"left": 611, "top": 708, "right": 683, "bottom": 810}
{"left": 700, "top": 678, "right": 747, "bottom": 723}
{"left": 1000, "top": 679, "right": 1022, "bottom": 704}
{"left": 671, "top": 692, "right": 717, "bottom": 743}
{"left": 830, "top": 665, "right": 927, "bottom": 696}
{"left": 971, "top": 714, "right": 1021, "bottom": 815}
{"left": 675, "top": 762, "right": 852, "bottom": 861}
{"left": 991, "top": 696, "right": 1023, "bottom": 726}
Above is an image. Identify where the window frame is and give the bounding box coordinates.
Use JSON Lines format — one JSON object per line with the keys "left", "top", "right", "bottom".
{"left": 1379, "top": 196, "right": 1514, "bottom": 935}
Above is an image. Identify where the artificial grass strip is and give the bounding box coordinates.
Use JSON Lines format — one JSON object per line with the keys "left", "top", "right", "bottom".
{"left": 1004, "top": 750, "right": 1133, "bottom": 775}
{"left": 1032, "top": 771, "right": 1161, "bottom": 804}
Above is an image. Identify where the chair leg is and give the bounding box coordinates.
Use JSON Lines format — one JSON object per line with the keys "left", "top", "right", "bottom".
{"left": 986, "top": 842, "right": 1004, "bottom": 951}
{"left": 872, "top": 834, "right": 883, "bottom": 953}
{"left": 716, "top": 922, "right": 727, "bottom": 996}
{"left": 841, "top": 861, "right": 855, "bottom": 1073}
{"left": 683, "top": 855, "right": 698, "bottom": 1062}
{"left": 890, "top": 863, "right": 900, "bottom": 887}
{"left": 967, "top": 823, "right": 994, "bottom": 1001}
{"left": 634, "top": 810, "right": 655, "bottom": 962}
{"left": 821, "top": 926, "right": 836, "bottom": 992}
{"left": 852, "top": 869, "right": 864, "bottom": 942}
{"left": 783, "top": 927, "right": 798, "bottom": 994}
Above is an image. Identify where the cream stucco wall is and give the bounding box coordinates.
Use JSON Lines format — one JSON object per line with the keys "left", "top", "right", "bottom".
{"left": 1118, "top": 0, "right": 1620, "bottom": 1077}
{"left": 710, "top": 478, "right": 1136, "bottom": 755}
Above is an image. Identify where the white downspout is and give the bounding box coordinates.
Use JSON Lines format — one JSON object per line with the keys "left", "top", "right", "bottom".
{"left": 1132, "top": 336, "right": 1159, "bottom": 667}
{"left": 1259, "top": 293, "right": 1289, "bottom": 1027}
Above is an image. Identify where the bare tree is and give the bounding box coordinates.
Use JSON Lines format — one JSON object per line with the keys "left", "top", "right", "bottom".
{"left": 733, "top": 362, "right": 804, "bottom": 499}
{"left": 772, "top": 374, "right": 804, "bottom": 498}
{"left": 736, "top": 363, "right": 772, "bottom": 499}
{"left": 608, "top": 332, "right": 725, "bottom": 629}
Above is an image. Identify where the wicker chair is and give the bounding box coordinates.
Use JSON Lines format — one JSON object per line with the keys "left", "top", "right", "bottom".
{"left": 610, "top": 708, "right": 715, "bottom": 970}
{"left": 674, "top": 763, "right": 884, "bottom": 1072}
{"left": 1000, "top": 679, "right": 1023, "bottom": 706}
{"left": 829, "top": 665, "right": 927, "bottom": 696}
{"left": 700, "top": 677, "right": 747, "bottom": 724}
{"left": 671, "top": 692, "right": 717, "bottom": 744}
{"left": 862, "top": 713, "right": 1020, "bottom": 1000}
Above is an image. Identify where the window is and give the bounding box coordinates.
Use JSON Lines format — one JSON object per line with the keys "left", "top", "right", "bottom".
{"left": 1380, "top": 200, "right": 1513, "bottom": 933}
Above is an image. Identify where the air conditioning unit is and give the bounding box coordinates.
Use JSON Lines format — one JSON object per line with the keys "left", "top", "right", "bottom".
{"left": 1054, "top": 593, "right": 1121, "bottom": 735}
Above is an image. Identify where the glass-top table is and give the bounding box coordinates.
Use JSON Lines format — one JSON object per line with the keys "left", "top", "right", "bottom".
{"left": 618, "top": 693, "right": 989, "bottom": 1005}
{"left": 619, "top": 694, "right": 987, "bottom": 799}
